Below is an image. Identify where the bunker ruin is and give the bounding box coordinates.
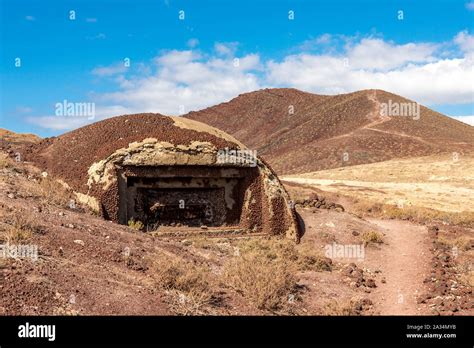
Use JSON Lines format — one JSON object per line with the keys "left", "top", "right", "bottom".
{"left": 24, "top": 114, "right": 300, "bottom": 241}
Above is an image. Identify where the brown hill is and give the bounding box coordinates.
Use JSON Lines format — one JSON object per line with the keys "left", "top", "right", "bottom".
{"left": 185, "top": 88, "right": 474, "bottom": 174}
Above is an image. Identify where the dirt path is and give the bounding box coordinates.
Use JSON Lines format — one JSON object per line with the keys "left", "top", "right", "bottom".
{"left": 365, "top": 218, "right": 431, "bottom": 315}
{"left": 330, "top": 90, "right": 435, "bottom": 147}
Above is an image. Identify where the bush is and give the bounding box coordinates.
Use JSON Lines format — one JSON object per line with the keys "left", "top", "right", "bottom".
{"left": 223, "top": 251, "right": 298, "bottom": 312}
{"left": 127, "top": 218, "right": 144, "bottom": 230}
{"left": 152, "top": 254, "right": 217, "bottom": 315}
{"left": 1, "top": 212, "right": 34, "bottom": 243}
{"left": 361, "top": 231, "right": 384, "bottom": 245}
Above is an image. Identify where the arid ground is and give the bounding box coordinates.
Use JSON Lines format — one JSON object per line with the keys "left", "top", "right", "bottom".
{"left": 0, "top": 88, "right": 473, "bottom": 316}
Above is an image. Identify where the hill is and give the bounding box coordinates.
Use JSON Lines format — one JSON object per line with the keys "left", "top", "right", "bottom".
{"left": 185, "top": 88, "right": 474, "bottom": 174}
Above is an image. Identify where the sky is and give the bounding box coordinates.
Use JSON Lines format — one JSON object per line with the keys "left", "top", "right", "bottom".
{"left": 1, "top": 0, "right": 473, "bottom": 137}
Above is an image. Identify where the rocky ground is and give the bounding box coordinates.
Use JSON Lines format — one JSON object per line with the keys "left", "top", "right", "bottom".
{"left": 0, "top": 153, "right": 472, "bottom": 316}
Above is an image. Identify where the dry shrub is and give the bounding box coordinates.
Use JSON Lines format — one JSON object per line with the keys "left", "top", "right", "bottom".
{"left": 353, "top": 199, "right": 474, "bottom": 228}
{"left": 321, "top": 299, "right": 362, "bottom": 316}
{"left": 127, "top": 218, "right": 144, "bottom": 231}
{"left": 222, "top": 238, "right": 327, "bottom": 312}
{"left": 152, "top": 254, "right": 217, "bottom": 315}
{"left": 1, "top": 212, "right": 34, "bottom": 243}
{"left": 439, "top": 236, "right": 473, "bottom": 251}
{"left": 38, "top": 176, "right": 73, "bottom": 208}
{"left": 361, "top": 231, "right": 384, "bottom": 245}
{"left": 223, "top": 251, "right": 297, "bottom": 312}
{"left": 0, "top": 153, "right": 12, "bottom": 169}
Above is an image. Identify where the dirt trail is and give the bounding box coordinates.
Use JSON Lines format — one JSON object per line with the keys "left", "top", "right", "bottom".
{"left": 330, "top": 90, "right": 390, "bottom": 141}
{"left": 331, "top": 90, "right": 435, "bottom": 147}
{"left": 365, "top": 218, "right": 431, "bottom": 315}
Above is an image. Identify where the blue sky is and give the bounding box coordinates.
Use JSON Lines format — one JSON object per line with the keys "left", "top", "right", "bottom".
{"left": 1, "top": 0, "right": 473, "bottom": 137}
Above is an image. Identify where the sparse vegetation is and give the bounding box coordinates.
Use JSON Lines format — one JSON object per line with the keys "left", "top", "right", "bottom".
{"left": 223, "top": 250, "right": 298, "bottom": 312}
{"left": 352, "top": 200, "right": 474, "bottom": 228}
{"left": 1, "top": 211, "right": 34, "bottom": 243}
{"left": 360, "top": 231, "right": 384, "bottom": 245}
{"left": 321, "top": 299, "right": 369, "bottom": 315}
{"left": 38, "top": 176, "right": 73, "bottom": 208}
{"left": 0, "top": 153, "right": 12, "bottom": 169}
{"left": 152, "top": 254, "right": 218, "bottom": 315}
{"left": 127, "top": 218, "right": 144, "bottom": 230}
{"left": 438, "top": 236, "right": 473, "bottom": 251}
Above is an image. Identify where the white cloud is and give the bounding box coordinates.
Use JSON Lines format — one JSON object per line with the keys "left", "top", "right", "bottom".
{"left": 454, "top": 30, "right": 474, "bottom": 53}
{"left": 25, "top": 15, "right": 35, "bottom": 21}
{"left": 466, "top": 1, "right": 474, "bottom": 11}
{"left": 28, "top": 32, "right": 474, "bottom": 130}
{"left": 266, "top": 33, "right": 474, "bottom": 104}
{"left": 26, "top": 116, "right": 91, "bottom": 131}
{"left": 347, "top": 38, "right": 437, "bottom": 71}
{"left": 450, "top": 115, "right": 474, "bottom": 126}
{"left": 96, "top": 50, "right": 261, "bottom": 116}
{"left": 92, "top": 63, "right": 128, "bottom": 77}
{"left": 214, "top": 42, "right": 239, "bottom": 57}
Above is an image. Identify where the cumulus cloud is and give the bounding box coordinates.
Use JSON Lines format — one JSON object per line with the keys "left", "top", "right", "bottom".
{"left": 28, "top": 32, "right": 474, "bottom": 130}
{"left": 97, "top": 49, "right": 261, "bottom": 116}
{"left": 214, "top": 42, "right": 239, "bottom": 57}
{"left": 92, "top": 62, "right": 128, "bottom": 77}
{"left": 347, "top": 39, "right": 438, "bottom": 71}
{"left": 266, "top": 33, "right": 473, "bottom": 104}
{"left": 454, "top": 30, "right": 474, "bottom": 53}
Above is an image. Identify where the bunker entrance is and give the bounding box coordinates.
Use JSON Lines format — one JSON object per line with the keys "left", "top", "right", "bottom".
{"left": 117, "top": 166, "right": 252, "bottom": 229}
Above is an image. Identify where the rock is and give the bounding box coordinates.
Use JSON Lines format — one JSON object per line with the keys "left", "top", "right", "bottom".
{"left": 200, "top": 225, "right": 208, "bottom": 230}
{"left": 67, "top": 224, "right": 75, "bottom": 229}
{"left": 352, "top": 231, "right": 360, "bottom": 236}
{"left": 59, "top": 212, "right": 65, "bottom": 217}
{"left": 381, "top": 277, "right": 386, "bottom": 284}
{"left": 73, "top": 240, "right": 85, "bottom": 246}
{"left": 365, "top": 278, "right": 377, "bottom": 288}
{"left": 7, "top": 193, "right": 15, "bottom": 199}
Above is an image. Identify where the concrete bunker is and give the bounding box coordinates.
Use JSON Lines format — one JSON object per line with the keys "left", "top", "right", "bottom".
{"left": 117, "top": 165, "right": 254, "bottom": 228}
{"left": 24, "top": 113, "right": 301, "bottom": 241}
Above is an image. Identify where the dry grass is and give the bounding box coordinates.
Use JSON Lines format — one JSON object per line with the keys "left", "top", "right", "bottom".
{"left": 0, "top": 153, "right": 12, "bottom": 169}
{"left": 352, "top": 201, "right": 474, "bottom": 228}
{"left": 127, "top": 218, "right": 144, "bottom": 231}
{"left": 321, "top": 299, "right": 362, "bottom": 315}
{"left": 438, "top": 236, "right": 473, "bottom": 251}
{"left": 1, "top": 211, "right": 34, "bottom": 243}
{"left": 360, "top": 231, "right": 384, "bottom": 246}
{"left": 222, "top": 238, "right": 330, "bottom": 312}
{"left": 151, "top": 254, "right": 218, "bottom": 315}
{"left": 38, "top": 176, "right": 73, "bottom": 208}
{"left": 223, "top": 251, "right": 298, "bottom": 312}
{"left": 283, "top": 154, "right": 474, "bottom": 218}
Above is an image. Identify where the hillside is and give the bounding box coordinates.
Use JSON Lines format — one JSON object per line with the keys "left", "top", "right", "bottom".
{"left": 185, "top": 88, "right": 474, "bottom": 174}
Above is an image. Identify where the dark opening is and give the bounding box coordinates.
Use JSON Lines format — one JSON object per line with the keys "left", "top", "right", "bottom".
{"left": 117, "top": 166, "right": 253, "bottom": 230}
